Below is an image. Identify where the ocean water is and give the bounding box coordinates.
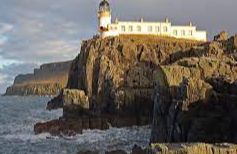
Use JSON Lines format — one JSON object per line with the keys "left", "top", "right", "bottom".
{"left": 0, "top": 96, "right": 150, "bottom": 154}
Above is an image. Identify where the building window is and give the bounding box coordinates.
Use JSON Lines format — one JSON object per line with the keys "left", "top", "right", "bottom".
{"left": 111, "top": 26, "right": 115, "bottom": 30}
{"left": 189, "top": 30, "right": 193, "bottom": 36}
{"left": 137, "top": 26, "right": 141, "bottom": 32}
{"left": 121, "top": 26, "right": 126, "bottom": 32}
{"left": 129, "top": 26, "right": 133, "bottom": 32}
{"left": 181, "top": 30, "right": 185, "bottom": 36}
{"left": 173, "top": 30, "right": 178, "bottom": 36}
{"left": 148, "top": 26, "right": 153, "bottom": 32}
{"left": 163, "top": 26, "right": 168, "bottom": 32}
{"left": 155, "top": 26, "right": 160, "bottom": 32}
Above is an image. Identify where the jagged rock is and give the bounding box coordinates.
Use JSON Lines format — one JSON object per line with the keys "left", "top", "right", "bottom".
{"left": 206, "top": 42, "right": 224, "bottom": 57}
{"left": 131, "top": 145, "right": 146, "bottom": 154}
{"left": 78, "top": 151, "right": 99, "bottom": 154}
{"left": 34, "top": 119, "right": 82, "bottom": 136}
{"left": 34, "top": 114, "right": 149, "bottom": 136}
{"left": 35, "top": 33, "right": 237, "bottom": 143}
{"left": 104, "top": 145, "right": 147, "bottom": 154}
{"left": 207, "top": 77, "right": 237, "bottom": 95}
{"left": 47, "top": 88, "right": 90, "bottom": 113}
{"left": 151, "top": 66, "right": 213, "bottom": 142}
{"left": 151, "top": 143, "right": 237, "bottom": 154}
{"left": 214, "top": 31, "right": 228, "bottom": 41}
{"left": 34, "top": 117, "right": 109, "bottom": 136}
{"left": 39, "top": 36, "right": 200, "bottom": 135}
{"left": 228, "top": 34, "right": 237, "bottom": 51}
{"left": 78, "top": 143, "right": 237, "bottom": 154}
{"left": 62, "top": 89, "right": 90, "bottom": 119}
{"left": 151, "top": 50, "right": 237, "bottom": 143}
{"left": 105, "top": 150, "right": 127, "bottom": 154}
{"left": 5, "top": 61, "right": 71, "bottom": 96}
{"left": 65, "top": 36, "right": 199, "bottom": 116}
{"left": 62, "top": 89, "right": 89, "bottom": 108}
{"left": 234, "top": 35, "right": 237, "bottom": 49}
{"left": 47, "top": 92, "right": 63, "bottom": 110}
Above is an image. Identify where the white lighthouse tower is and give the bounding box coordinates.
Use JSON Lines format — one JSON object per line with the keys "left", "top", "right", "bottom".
{"left": 98, "top": 0, "right": 111, "bottom": 38}
{"left": 98, "top": 0, "right": 118, "bottom": 38}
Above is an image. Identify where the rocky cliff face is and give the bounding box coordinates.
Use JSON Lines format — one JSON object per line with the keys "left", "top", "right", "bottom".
{"left": 35, "top": 33, "right": 237, "bottom": 146}
{"left": 39, "top": 35, "right": 201, "bottom": 134}
{"left": 150, "top": 143, "right": 237, "bottom": 154}
{"left": 151, "top": 33, "right": 237, "bottom": 143}
{"left": 5, "top": 61, "right": 72, "bottom": 96}
{"left": 65, "top": 36, "right": 200, "bottom": 117}
{"left": 77, "top": 143, "right": 237, "bottom": 154}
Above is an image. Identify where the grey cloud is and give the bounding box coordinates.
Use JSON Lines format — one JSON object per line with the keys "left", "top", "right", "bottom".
{"left": 0, "top": 0, "right": 98, "bottom": 64}
{"left": 0, "top": 23, "right": 13, "bottom": 34}
{"left": 0, "top": 23, "right": 13, "bottom": 47}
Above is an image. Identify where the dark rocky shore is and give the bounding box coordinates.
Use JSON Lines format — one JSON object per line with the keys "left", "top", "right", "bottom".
{"left": 33, "top": 32, "right": 237, "bottom": 153}
{"left": 4, "top": 61, "right": 71, "bottom": 96}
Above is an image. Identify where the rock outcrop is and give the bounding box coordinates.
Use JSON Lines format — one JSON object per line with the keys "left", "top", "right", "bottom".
{"left": 39, "top": 35, "right": 202, "bottom": 135}
{"left": 5, "top": 61, "right": 72, "bottom": 96}
{"left": 35, "top": 32, "right": 237, "bottom": 146}
{"left": 151, "top": 143, "right": 237, "bottom": 154}
{"left": 77, "top": 143, "right": 237, "bottom": 154}
{"left": 151, "top": 34, "right": 237, "bottom": 143}
{"left": 214, "top": 31, "right": 228, "bottom": 41}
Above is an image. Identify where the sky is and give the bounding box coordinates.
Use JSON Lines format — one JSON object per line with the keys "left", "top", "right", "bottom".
{"left": 0, "top": 0, "right": 236, "bottom": 93}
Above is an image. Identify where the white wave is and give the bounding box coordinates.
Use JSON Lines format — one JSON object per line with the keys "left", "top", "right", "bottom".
{"left": 2, "top": 133, "right": 54, "bottom": 142}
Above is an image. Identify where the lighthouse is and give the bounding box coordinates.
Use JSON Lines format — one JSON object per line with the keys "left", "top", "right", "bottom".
{"left": 98, "top": 0, "right": 112, "bottom": 38}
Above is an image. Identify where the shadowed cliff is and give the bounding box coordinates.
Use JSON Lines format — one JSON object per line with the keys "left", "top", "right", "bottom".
{"left": 151, "top": 32, "right": 237, "bottom": 143}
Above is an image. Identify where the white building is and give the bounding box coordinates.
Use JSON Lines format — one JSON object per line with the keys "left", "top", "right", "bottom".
{"left": 98, "top": 0, "right": 207, "bottom": 41}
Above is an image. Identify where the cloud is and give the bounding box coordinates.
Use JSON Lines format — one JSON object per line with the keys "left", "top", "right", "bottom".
{"left": 0, "top": 73, "right": 7, "bottom": 84}
{"left": 0, "top": 36, "right": 7, "bottom": 46}
{"left": 0, "top": 23, "right": 13, "bottom": 47}
{"left": 0, "top": 0, "right": 97, "bottom": 65}
{"left": 0, "top": 23, "right": 13, "bottom": 34}
{"left": 0, "top": 16, "right": 83, "bottom": 63}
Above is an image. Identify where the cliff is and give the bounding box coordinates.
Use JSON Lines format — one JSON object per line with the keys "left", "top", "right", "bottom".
{"left": 79, "top": 143, "right": 237, "bottom": 154}
{"left": 5, "top": 61, "right": 72, "bottom": 96}
{"left": 151, "top": 33, "right": 237, "bottom": 143}
{"left": 35, "top": 33, "right": 237, "bottom": 148}
{"left": 150, "top": 143, "right": 237, "bottom": 154}
{"left": 36, "top": 35, "right": 202, "bottom": 134}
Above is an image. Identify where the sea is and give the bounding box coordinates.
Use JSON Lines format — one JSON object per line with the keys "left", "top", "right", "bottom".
{"left": 0, "top": 96, "right": 150, "bottom": 154}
